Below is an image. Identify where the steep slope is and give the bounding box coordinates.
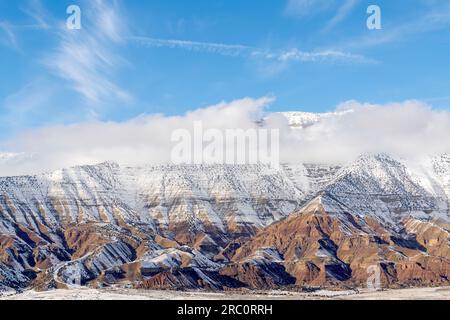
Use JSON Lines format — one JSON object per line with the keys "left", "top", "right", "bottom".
{"left": 0, "top": 163, "right": 306, "bottom": 242}
{"left": 0, "top": 162, "right": 314, "bottom": 291}
{"left": 0, "top": 154, "right": 449, "bottom": 292}
{"left": 322, "top": 154, "right": 447, "bottom": 228}
{"left": 227, "top": 196, "right": 450, "bottom": 288}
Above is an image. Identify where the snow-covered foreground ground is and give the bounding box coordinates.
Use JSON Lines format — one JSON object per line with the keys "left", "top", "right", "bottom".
{"left": 1, "top": 287, "right": 449, "bottom": 300}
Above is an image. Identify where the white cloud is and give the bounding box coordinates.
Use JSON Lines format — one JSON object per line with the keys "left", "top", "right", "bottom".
{"left": 285, "top": 0, "right": 359, "bottom": 31}
{"left": 44, "top": 0, "right": 131, "bottom": 105}
{"left": 1, "top": 80, "right": 56, "bottom": 127}
{"left": 270, "top": 48, "right": 375, "bottom": 64}
{"left": 91, "top": 0, "right": 128, "bottom": 43}
{"left": 132, "top": 36, "right": 250, "bottom": 56}
{"left": 0, "top": 0, "right": 51, "bottom": 50}
{"left": 21, "top": 0, "right": 51, "bottom": 30}
{"left": 1, "top": 98, "right": 450, "bottom": 176}
{"left": 132, "top": 36, "right": 374, "bottom": 64}
{"left": 275, "top": 100, "right": 450, "bottom": 164}
{"left": 341, "top": 1, "right": 450, "bottom": 49}
{"left": 0, "top": 97, "right": 272, "bottom": 176}
{"left": 324, "top": 0, "right": 359, "bottom": 30}
{"left": 0, "top": 21, "right": 19, "bottom": 49}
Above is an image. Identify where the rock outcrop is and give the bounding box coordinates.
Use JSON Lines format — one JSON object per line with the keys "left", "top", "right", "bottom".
{"left": 0, "top": 154, "right": 449, "bottom": 292}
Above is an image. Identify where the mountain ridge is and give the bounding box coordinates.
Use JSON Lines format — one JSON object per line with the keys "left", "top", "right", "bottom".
{"left": 0, "top": 153, "right": 449, "bottom": 292}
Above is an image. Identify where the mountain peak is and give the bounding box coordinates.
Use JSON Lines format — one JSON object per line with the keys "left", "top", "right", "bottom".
{"left": 277, "top": 110, "right": 353, "bottom": 128}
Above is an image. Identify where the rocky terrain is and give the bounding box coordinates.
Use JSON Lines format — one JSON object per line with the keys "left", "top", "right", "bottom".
{"left": 0, "top": 150, "right": 449, "bottom": 293}
{"left": 1, "top": 286, "right": 449, "bottom": 300}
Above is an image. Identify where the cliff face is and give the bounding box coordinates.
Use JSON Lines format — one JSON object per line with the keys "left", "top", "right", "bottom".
{"left": 0, "top": 154, "right": 449, "bottom": 292}
{"left": 227, "top": 197, "right": 450, "bottom": 289}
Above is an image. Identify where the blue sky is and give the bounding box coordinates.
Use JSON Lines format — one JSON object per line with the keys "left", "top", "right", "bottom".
{"left": 1, "top": 0, "right": 450, "bottom": 139}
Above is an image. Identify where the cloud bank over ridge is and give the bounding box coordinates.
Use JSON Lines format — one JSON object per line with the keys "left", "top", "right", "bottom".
{"left": 1, "top": 97, "right": 450, "bottom": 176}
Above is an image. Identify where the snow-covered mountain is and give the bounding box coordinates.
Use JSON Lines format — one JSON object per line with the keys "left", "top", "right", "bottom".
{"left": 277, "top": 110, "right": 352, "bottom": 128}
{"left": 0, "top": 138, "right": 449, "bottom": 291}
{"left": 0, "top": 163, "right": 306, "bottom": 237}
{"left": 8, "top": 154, "right": 446, "bottom": 243}
{"left": 322, "top": 154, "right": 449, "bottom": 227}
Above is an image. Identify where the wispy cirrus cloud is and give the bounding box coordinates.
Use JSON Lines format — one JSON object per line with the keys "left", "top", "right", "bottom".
{"left": 341, "top": 1, "right": 450, "bottom": 49}
{"left": 324, "top": 0, "right": 359, "bottom": 31}
{"left": 272, "top": 48, "right": 373, "bottom": 63}
{"left": 0, "top": 0, "right": 50, "bottom": 50}
{"left": 131, "top": 36, "right": 375, "bottom": 64}
{"left": 44, "top": 0, "right": 131, "bottom": 106}
{"left": 0, "top": 21, "right": 18, "bottom": 49}
{"left": 0, "top": 79, "right": 58, "bottom": 132}
{"left": 131, "top": 36, "right": 250, "bottom": 56}
{"left": 20, "top": 0, "right": 51, "bottom": 30}
{"left": 285, "top": 0, "right": 360, "bottom": 31}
